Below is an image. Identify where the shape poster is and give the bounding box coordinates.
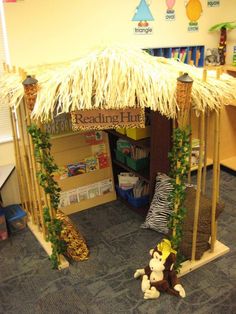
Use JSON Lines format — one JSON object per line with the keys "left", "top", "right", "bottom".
{"left": 186, "top": 0, "right": 203, "bottom": 32}
{"left": 165, "top": 0, "right": 176, "bottom": 21}
{"left": 132, "top": 0, "right": 154, "bottom": 35}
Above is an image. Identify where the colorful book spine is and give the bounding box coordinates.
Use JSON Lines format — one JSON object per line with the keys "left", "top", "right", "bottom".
{"left": 233, "top": 46, "right": 236, "bottom": 66}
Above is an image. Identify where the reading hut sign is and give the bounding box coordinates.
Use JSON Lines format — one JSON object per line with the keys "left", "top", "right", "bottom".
{"left": 71, "top": 108, "right": 145, "bottom": 131}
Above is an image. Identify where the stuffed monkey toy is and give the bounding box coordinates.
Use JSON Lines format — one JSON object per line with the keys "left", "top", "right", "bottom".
{"left": 134, "top": 239, "right": 186, "bottom": 299}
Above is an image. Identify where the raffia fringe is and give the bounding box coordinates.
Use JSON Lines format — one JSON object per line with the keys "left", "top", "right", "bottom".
{"left": 0, "top": 46, "right": 236, "bottom": 122}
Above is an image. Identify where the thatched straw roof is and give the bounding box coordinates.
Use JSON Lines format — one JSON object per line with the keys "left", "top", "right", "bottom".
{"left": 0, "top": 46, "right": 236, "bottom": 122}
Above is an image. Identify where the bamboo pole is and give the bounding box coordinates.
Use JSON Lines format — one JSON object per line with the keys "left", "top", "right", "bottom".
{"left": 202, "top": 110, "right": 209, "bottom": 195}
{"left": 216, "top": 69, "right": 221, "bottom": 203}
{"left": 17, "top": 105, "right": 36, "bottom": 223}
{"left": 188, "top": 108, "right": 192, "bottom": 184}
{"left": 6, "top": 65, "right": 28, "bottom": 213}
{"left": 23, "top": 101, "right": 46, "bottom": 237}
{"left": 211, "top": 111, "right": 220, "bottom": 252}
{"left": 191, "top": 112, "right": 205, "bottom": 261}
{"left": 47, "top": 193, "right": 55, "bottom": 219}
{"left": 216, "top": 111, "right": 221, "bottom": 202}
{"left": 201, "top": 69, "right": 208, "bottom": 195}
{"left": 26, "top": 141, "right": 39, "bottom": 226}
{"left": 36, "top": 120, "right": 55, "bottom": 219}
{"left": 9, "top": 108, "right": 28, "bottom": 211}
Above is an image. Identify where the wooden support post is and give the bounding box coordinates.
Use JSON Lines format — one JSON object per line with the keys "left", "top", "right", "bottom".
{"left": 17, "top": 105, "right": 36, "bottom": 223}
{"left": 9, "top": 108, "right": 27, "bottom": 212}
{"left": 188, "top": 108, "right": 192, "bottom": 184}
{"left": 211, "top": 111, "right": 220, "bottom": 252}
{"left": 23, "top": 102, "right": 46, "bottom": 238}
{"left": 216, "top": 111, "right": 221, "bottom": 202}
{"left": 201, "top": 69, "right": 208, "bottom": 195}
{"left": 202, "top": 110, "right": 209, "bottom": 195}
{"left": 215, "top": 69, "right": 221, "bottom": 202}
{"left": 191, "top": 112, "right": 205, "bottom": 261}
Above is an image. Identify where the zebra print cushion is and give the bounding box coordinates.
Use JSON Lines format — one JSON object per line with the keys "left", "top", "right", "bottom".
{"left": 141, "top": 173, "right": 173, "bottom": 234}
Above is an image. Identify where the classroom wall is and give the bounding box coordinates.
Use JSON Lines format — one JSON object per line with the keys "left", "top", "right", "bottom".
{"left": 1, "top": 0, "right": 236, "bottom": 176}
{"left": 3, "top": 0, "right": 236, "bottom": 67}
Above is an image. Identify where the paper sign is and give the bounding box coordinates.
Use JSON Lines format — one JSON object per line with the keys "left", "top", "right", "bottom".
{"left": 165, "top": 0, "right": 176, "bottom": 21}
{"left": 44, "top": 113, "right": 72, "bottom": 135}
{"left": 71, "top": 108, "right": 145, "bottom": 131}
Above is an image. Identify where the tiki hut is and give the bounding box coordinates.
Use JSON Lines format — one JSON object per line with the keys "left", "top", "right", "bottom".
{"left": 0, "top": 46, "right": 235, "bottom": 271}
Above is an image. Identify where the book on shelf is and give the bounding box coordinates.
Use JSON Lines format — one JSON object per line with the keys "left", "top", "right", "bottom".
{"left": 130, "top": 145, "right": 149, "bottom": 160}
{"left": 87, "top": 183, "right": 100, "bottom": 199}
{"left": 91, "top": 143, "right": 106, "bottom": 155}
{"left": 133, "top": 180, "right": 149, "bottom": 198}
{"left": 116, "top": 139, "right": 131, "bottom": 154}
{"left": 67, "top": 162, "right": 86, "bottom": 177}
{"left": 77, "top": 186, "right": 89, "bottom": 201}
{"left": 84, "top": 131, "right": 103, "bottom": 144}
{"left": 53, "top": 166, "right": 68, "bottom": 180}
{"left": 59, "top": 191, "right": 69, "bottom": 208}
{"left": 85, "top": 156, "right": 99, "bottom": 172}
{"left": 97, "top": 153, "right": 109, "bottom": 169}
{"left": 68, "top": 189, "right": 79, "bottom": 205}
{"left": 99, "top": 178, "right": 113, "bottom": 195}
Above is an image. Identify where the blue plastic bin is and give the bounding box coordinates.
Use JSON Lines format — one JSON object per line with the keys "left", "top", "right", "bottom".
{"left": 115, "top": 185, "right": 132, "bottom": 200}
{"left": 3, "top": 204, "right": 27, "bottom": 233}
{"left": 127, "top": 194, "right": 149, "bottom": 208}
{"left": 0, "top": 209, "right": 8, "bottom": 240}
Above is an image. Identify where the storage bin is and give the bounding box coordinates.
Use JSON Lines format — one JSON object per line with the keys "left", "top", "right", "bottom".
{"left": 114, "top": 149, "right": 127, "bottom": 164}
{"left": 126, "top": 126, "right": 150, "bottom": 140}
{"left": 0, "top": 209, "right": 8, "bottom": 240}
{"left": 3, "top": 204, "right": 27, "bottom": 233}
{"left": 126, "top": 155, "right": 149, "bottom": 171}
{"left": 115, "top": 185, "right": 132, "bottom": 200}
{"left": 127, "top": 194, "right": 149, "bottom": 208}
{"left": 116, "top": 128, "right": 126, "bottom": 135}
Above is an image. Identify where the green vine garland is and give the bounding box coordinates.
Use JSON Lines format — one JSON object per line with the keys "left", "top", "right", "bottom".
{"left": 168, "top": 127, "right": 191, "bottom": 270}
{"left": 28, "top": 124, "right": 66, "bottom": 269}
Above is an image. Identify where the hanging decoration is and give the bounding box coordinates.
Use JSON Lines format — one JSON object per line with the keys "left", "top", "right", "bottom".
{"left": 207, "top": 0, "right": 220, "bottom": 7}
{"left": 132, "top": 0, "right": 154, "bottom": 35}
{"left": 165, "top": 0, "right": 176, "bottom": 21}
{"left": 185, "top": 0, "right": 203, "bottom": 32}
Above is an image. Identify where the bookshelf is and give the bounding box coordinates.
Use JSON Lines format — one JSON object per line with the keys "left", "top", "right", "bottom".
{"left": 51, "top": 131, "right": 116, "bottom": 215}
{"left": 149, "top": 45, "right": 205, "bottom": 67}
{"left": 107, "top": 110, "right": 172, "bottom": 215}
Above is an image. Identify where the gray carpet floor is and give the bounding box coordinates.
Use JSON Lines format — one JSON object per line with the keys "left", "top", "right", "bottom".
{"left": 0, "top": 170, "right": 235, "bottom": 314}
